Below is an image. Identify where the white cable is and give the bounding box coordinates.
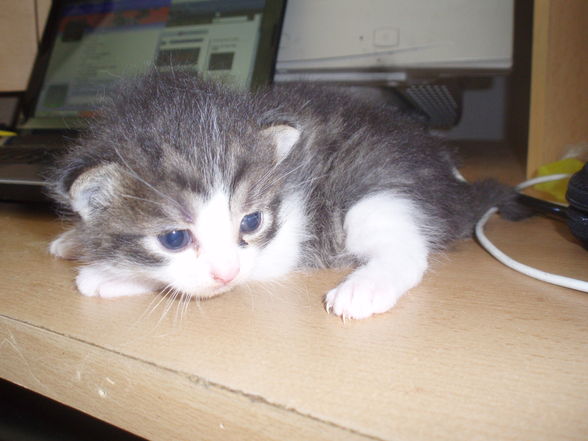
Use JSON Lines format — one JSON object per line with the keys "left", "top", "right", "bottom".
{"left": 514, "top": 173, "right": 572, "bottom": 191}
{"left": 475, "top": 174, "right": 588, "bottom": 293}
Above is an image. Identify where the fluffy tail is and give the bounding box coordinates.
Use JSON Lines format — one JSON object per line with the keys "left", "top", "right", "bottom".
{"left": 440, "top": 179, "right": 533, "bottom": 245}
{"left": 468, "top": 179, "right": 533, "bottom": 222}
{"left": 423, "top": 178, "right": 533, "bottom": 248}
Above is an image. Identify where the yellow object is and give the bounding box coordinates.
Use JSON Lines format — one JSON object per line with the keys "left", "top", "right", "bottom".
{"left": 0, "top": 130, "right": 17, "bottom": 137}
{"left": 535, "top": 158, "right": 585, "bottom": 203}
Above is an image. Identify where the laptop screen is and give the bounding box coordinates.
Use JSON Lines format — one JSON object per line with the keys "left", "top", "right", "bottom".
{"left": 26, "top": 0, "right": 283, "bottom": 128}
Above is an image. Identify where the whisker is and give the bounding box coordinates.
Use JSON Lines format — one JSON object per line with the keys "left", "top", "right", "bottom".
{"left": 173, "top": 290, "right": 191, "bottom": 328}
{"left": 193, "top": 297, "right": 204, "bottom": 315}
{"left": 253, "top": 161, "right": 307, "bottom": 199}
{"left": 125, "top": 284, "right": 174, "bottom": 338}
{"left": 141, "top": 284, "right": 174, "bottom": 323}
{"left": 158, "top": 288, "right": 180, "bottom": 327}
{"left": 172, "top": 290, "right": 190, "bottom": 328}
{"left": 274, "top": 161, "right": 308, "bottom": 183}
{"left": 250, "top": 162, "right": 281, "bottom": 195}
{"left": 180, "top": 293, "right": 192, "bottom": 323}
{"left": 119, "top": 193, "right": 170, "bottom": 210}
{"left": 173, "top": 291, "right": 182, "bottom": 326}
{"left": 112, "top": 146, "right": 186, "bottom": 214}
{"left": 285, "top": 173, "right": 329, "bottom": 192}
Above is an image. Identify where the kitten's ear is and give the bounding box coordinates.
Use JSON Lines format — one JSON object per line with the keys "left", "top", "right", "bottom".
{"left": 261, "top": 124, "right": 300, "bottom": 163}
{"left": 69, "top": 163, "right": 120, "bottom": 220}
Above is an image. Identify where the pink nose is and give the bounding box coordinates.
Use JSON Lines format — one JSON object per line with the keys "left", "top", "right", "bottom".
{"left": 211, "top": 265, "right": 240, "bottom": 285}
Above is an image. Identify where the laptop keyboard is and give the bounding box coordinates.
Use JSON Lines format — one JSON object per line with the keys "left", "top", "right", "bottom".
{"left": 0, "top": 148, "right": 59, "bottom": 165}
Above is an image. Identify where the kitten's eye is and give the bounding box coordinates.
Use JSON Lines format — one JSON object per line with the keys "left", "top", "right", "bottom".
{"left": 158, "top": 229, "right": 192, "bottom": 251}
{"left": 240, "top": 211, "right": 262, "bottom": 234}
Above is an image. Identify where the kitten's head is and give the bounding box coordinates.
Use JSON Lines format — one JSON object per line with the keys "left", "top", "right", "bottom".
{"left": 49, "top": 72, "right": 305, "bottom": 298}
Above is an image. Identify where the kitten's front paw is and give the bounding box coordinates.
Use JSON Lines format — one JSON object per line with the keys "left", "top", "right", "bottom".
{"left": 324, "top": 268, "right": 404, "bottom": 320}
{"left": 76, "top": 266, "right": 156, "bottom": 298}
{"left": 49, "top": 229, "right": 79, "bottom": 259}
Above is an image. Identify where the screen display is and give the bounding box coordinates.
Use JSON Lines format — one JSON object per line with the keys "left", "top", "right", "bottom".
{"left": 34, "top": 0, "right": 266, "bottom": 119}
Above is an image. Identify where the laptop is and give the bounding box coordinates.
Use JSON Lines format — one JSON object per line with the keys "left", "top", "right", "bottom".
{"left": 0, "top": 0, "right": 287, "bottom": 202}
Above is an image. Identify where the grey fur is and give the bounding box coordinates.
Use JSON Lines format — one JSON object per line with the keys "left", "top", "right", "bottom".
{"left": 46, "top": 70, "right": 527, "bottom": 272}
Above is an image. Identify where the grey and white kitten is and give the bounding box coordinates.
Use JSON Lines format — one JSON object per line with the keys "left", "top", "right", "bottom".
{"left": 47, "top": 71, "right": 525, "bottom": 319}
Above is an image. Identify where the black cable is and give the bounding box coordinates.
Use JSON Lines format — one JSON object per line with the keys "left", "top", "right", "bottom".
{"left": 516, "top": 193, "right": 568, "bottom": 220}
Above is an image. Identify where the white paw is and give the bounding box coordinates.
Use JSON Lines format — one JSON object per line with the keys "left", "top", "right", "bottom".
{"left": 325, "top": 267, "right": 405, "bottom": 320}
{"left": 76, "top": 265, "right": 156, "bottom": 298}
{"left": 49, "top": 230, "right": 79, "bottom": 259}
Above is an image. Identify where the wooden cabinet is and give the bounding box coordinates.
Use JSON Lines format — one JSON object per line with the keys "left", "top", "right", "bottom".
{"left": 0, "top": 0, "right": 50, "bottom": 92}
{"left": 526, "top": 0, "right": 588, "bottom": 176}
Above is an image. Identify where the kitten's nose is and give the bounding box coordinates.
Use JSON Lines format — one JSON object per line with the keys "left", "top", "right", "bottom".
{"left": 211, "top": 265, "right": 240, "bottom": 285}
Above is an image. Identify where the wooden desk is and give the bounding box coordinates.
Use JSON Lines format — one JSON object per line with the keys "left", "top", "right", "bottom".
{"left": 1, "top": 156, "right": 587, "bottom": 440}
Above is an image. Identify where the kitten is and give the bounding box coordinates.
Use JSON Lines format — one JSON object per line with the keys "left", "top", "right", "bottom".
{"left": 47, "top": 70, "right": 526, "bottom": 319}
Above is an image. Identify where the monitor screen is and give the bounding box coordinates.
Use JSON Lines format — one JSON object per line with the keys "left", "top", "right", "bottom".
{"left": 33, "top": 0, "right": 269, "bottom": 121}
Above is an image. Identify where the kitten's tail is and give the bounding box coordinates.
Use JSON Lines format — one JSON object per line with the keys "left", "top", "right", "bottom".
{"left": 468, "top": 179, "right": 532, "bottom": 222}
{"left": 443, "top": 179, "right": 532, "bottom": 244}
